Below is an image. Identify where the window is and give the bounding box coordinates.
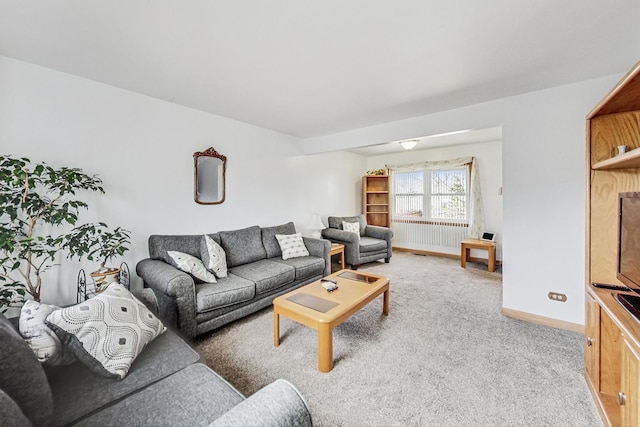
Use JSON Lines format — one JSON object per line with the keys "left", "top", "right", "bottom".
{"left": 393, "top": 168, "right": 468, "bottom": 222}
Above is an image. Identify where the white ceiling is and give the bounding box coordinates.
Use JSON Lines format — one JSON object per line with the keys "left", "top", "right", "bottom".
{"left": 348, "top": 126, "right": 503, "bottom": 156}
{"left": 1, "top": 1, "right": 639, "bottom": 139}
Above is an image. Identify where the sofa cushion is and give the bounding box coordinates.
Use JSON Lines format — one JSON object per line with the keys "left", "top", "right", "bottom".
{"left": 0, "top": 389, "right": 32, "bottom": 427}
{"left": 359, "top": 236, "right": 388, "bottom": 253}
{"left": 273, "top": 256, "right": 325, "bottom": 280}
{"left": 19, "top": 300, "right": 76, "bottom": 366}
{"left": 196, "top": 273, "right": 255, "bottom": 313}
{"left": 329, "top": 215, "right": 367, "bottom": 236}
{"left": 219, "top": 226, "right": 267, "bottom": 267}
{"left": 275, "top": 233, "right": 310, "bottom": 260}
{"left": 261, "top": 222, "right": 297, "bottom": 258}
{"left": 149, "top": 234, "right": 219, "bottom": 264}
{"left": 0, "top": 313, "right": 53, "bottom": 427}
{"left": 201, "top": 235, "right": 228, "bottom": 278}
{"left": 45, "top": 328, "right": 200, "bottom": 426}
{"left": 46, "top": 283, "right": 166, "bottom": 380}
{"left": 74, "top": 363, "right": 244, "bottom": 427}
{"left": 230, "top": 259, "right": 295, "bottom": 295}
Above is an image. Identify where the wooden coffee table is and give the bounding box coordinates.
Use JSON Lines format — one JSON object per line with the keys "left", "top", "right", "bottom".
{"left": 273, "top": 269, "right": 390, "bottom": 372}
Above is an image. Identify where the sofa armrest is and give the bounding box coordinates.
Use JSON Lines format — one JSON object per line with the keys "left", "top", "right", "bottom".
{"left": 131, "top": 288, "right": 159, "bottom": 315}
{"left": 365, "top": 225, "right": 393, "bottom": 240}
{"left": 365, "top": 225, "right": 394, "bottom": 260}
{"left": 321, "top": 227, "right": 359, "bottom": 244}
{"left": 209, "top": 379, "right": 312, "bottom": 427}
{"left": 136, "top": 259, "right": 198, "bottom": 338}
{"left": 302, "top": 237, "right": 331, "bottom": 276}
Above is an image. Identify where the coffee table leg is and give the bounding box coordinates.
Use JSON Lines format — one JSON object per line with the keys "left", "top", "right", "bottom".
{"left": 383, "top": 289, "right": 389, "bottom": 315}
{"left": 318, "top": 323, "right": 333, "bottom": 373}
{"left": 274, "top": 310, "right": 280, "bottom": 347}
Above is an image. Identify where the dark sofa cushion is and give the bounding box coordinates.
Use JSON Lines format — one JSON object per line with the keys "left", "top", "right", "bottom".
{"left": 0, "top": 388, "right": 32, "bottom": 427}
{"left": 196, "top": 274, "right": 255, "bottom": 313}
{"left": 230, "top": 259, "right": 295, "bottom": 294}
{"left": 45, "top": 328, "right": 199, "bottom": 426}
{"left": 149, "top": 234, "right": 221, "bottom": 265}
{"left": 359, "top": 236, "right": 388, "bottom": 253}
{"left": 273, "top": 256, "right": 325, "bottom": 280}
{"left": 0, "top": 313, "right": 53, "bottom": 427}
{"left": 219, "top": 226, "right": 267, "bottom": 267}
{"left": 261, "top": 222, "right": 297, "bottom": 258}
{"left": 75, "top": 363, "right": 244, "bottom": 427}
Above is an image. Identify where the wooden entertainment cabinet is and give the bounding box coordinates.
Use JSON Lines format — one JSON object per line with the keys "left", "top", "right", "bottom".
{"left": 586, "top": 60, "right": 640, "bottom": 426}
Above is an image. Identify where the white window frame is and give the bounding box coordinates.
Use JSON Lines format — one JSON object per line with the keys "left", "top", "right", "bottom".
{"left": 393, "top": 167, "right": 469, "bottom": 224}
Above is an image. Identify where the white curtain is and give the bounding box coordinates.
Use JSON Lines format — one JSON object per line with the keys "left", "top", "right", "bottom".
{"left": 386, "top": 157, "right": 485, "bottom": 238}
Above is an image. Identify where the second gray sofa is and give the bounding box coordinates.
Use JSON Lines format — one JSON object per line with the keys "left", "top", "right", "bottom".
{"left": 137, "top": 222, "right": 330, "bottom": 338}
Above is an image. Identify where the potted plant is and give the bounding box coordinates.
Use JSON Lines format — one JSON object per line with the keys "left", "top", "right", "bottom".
{"left": 65, "top": 222, "right": 131, "bottom": 291}
{"left": 0, "top": 155, "right": 128, "bottom": 311}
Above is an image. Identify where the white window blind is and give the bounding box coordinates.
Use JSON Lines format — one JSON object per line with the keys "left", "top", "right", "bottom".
{"left": 387, "top": 157, "right": 484, "bottom": 254}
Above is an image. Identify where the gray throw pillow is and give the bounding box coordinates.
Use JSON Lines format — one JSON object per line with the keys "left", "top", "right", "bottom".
{"left": 219, "top": 225, "right": 267, "bottom": 267}
{"left": 0, "top": 313, "right": 53, "bottom": 426}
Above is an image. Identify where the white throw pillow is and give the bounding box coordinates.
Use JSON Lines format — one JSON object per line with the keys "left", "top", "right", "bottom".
{"left": 342, "top": 221, "right": 361, "bottom": 239}
{"left": 275, "top": 233, "right": 310, "bottom": 260}
{"left": 19, "top": 300, "right": 75, "bottom": 366}
{"left": 167, "top": 250, "right": 217, "bottom": 283}
{"left": 45, "top": 283, "right": 166, "bottom": 380}
{"left": 200, "top": 235, "right": 228, "bottom": 278}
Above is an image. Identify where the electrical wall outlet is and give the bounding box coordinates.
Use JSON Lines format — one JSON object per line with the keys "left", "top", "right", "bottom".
{"left": 548, "top": 292, "right": 567, "bottom": 302}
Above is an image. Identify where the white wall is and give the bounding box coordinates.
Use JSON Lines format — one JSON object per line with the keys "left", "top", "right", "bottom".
{"left": 305, "top": 74, "right": 621, "bottom": 326}
{"left": 1, "top": 52, "right": 626, "bottom": 326}
{"left": 0, "top": 56, "right": 365, "bottom": 306}
{"left": 365, "top": 140, "right": 503, "bottom": 259}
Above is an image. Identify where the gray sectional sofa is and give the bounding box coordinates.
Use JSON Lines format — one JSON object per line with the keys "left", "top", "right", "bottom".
{"left": 137, "top": 222, "right": 331, "bottom": 338}
{"left": 0, "top": 299, "right": 312, "bottom": 426}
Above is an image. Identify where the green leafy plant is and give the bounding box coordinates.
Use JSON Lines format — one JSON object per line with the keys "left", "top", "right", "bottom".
{"left": 0, "top": 155, "right": 129, "bottom": 310}
{"left": 65, "top": 222, "right": 131, "bottom": 271}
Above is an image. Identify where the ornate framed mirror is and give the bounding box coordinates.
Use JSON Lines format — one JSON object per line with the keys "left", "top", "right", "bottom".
{"left": 194, "top": 147, "right": 226, "bottom": 205}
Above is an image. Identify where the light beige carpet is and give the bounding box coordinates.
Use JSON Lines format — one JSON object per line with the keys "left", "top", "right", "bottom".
{"left": 195, "top": 251, "right": 601, "bottom": 426}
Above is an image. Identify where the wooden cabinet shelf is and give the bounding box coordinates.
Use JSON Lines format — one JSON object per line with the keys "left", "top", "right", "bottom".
{"left": 362, "top": 175, "right": 390, "bottom": 227}
{"left": 586, "top": 60, "right": 640, "bottom": 426}
{"left": 592, "top": 148, "right": 640, "bottom": 170}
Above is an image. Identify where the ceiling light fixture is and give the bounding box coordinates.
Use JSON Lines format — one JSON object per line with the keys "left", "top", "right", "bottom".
{"left": 400, "top": 139, "right": 418, "bottom": 150}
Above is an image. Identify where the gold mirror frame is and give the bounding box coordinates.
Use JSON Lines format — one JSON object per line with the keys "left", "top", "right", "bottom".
{"left": 194, "top": 147, "right": 227, "bottom": 205}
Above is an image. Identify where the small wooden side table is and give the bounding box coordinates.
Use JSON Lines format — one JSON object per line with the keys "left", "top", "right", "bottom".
{"left": 461, "top": 238, "right": 496, "bottom": 272}
{"left": 329, "top": 243, "right": 345, "bottom": 272}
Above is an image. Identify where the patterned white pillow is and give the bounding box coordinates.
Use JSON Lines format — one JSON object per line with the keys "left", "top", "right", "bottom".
{"left": 167, "top": 250, "right": 217, "bottom": 283}
{"left": 200, "top": 235, "right": 228, "bottom": 278}
{"left": 45, "top": 283, "right": 166, "bottom": 379}
{"left": 19, "top": 300, "right": 75, "bottom": 366}
{"left": 342, "top": 221, "right": 361, "bottom": 239}
{"left": 275, "top": 233, "right": 310, "bottom": 260}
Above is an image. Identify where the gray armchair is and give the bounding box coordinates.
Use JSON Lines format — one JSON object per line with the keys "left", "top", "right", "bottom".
{"left": 321, "top": 214, "right": 393, "bottom": 269}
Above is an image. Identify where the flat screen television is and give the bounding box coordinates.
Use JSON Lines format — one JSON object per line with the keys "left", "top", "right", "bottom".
{"left": 616, "top": 192, "right": 640, "bottom": 320}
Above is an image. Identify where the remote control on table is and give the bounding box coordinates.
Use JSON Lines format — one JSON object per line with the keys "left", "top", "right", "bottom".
{"left": 322, "top": 282, "right": 338, "bottom": 292}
